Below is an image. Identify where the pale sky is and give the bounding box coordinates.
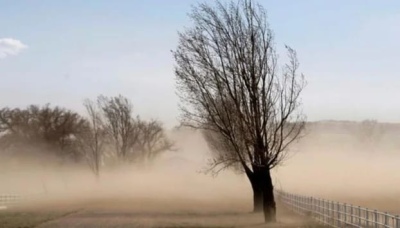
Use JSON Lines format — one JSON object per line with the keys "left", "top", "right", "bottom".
{"left": 1, "top": 0, "right": 400, "bottom": 128}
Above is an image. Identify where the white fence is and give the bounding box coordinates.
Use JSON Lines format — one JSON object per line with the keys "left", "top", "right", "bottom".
{"left": 276, "top": 190, "right": 400, "bottom": 228}
{"left": 0, "top": 194, "right": 42, "bottom": 209}
{"left": 0, "top": 194, "right": 23, "bottom": 208}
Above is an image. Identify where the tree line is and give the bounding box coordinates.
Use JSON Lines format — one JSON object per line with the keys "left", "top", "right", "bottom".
{"left": 0, "top": 95, "right": 173, "bottom": 177}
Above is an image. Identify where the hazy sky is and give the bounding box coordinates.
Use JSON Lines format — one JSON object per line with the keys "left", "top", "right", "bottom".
{"left": 1, "top": 0, "right": 399, "bottom": 127}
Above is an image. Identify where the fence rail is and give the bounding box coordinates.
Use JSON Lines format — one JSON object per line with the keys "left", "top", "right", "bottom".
{"left": 0, "top": 194, "right": 43, "bottom": 209}
{"left": 0, "top": 194, "right": 25, "bottom": 208}
{"left": 276, "top": 190, "right": 400, "bottom": 228}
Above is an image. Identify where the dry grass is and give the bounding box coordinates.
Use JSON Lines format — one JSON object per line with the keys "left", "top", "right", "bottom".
{"left": 0, "top": 198, "right": 325, "bottom": 228}
{"left": 0, "top": 208, "right": 80, "bottom": 228}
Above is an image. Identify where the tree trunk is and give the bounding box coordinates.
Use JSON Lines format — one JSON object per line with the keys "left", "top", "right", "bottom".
{"left": 245, "top": 167, "right": 263, "bottom": 212}
{"left": 247, "top": 172, "right": 263, "bottom": 212}
{"left": 261, "top": 167, "right": 276, "bottom": 223}
{"left": 245, "top": 165, "right": 277, "bottom": 221}
{"left": 252, "top": 187, "right": 263, "bottom": 212}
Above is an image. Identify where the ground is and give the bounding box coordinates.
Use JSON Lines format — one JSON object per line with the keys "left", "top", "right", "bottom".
{"left": 0, "top": 198, "right": 323, "bottom": 228}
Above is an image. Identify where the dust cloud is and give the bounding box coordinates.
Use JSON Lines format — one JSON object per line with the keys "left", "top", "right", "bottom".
{"left": 274, "top": 121, "right": 400, "bottom": 214}
{"left": 1, "top": 121, "right": 400, "bottom": 216}
{"left": 0, "top": 128, "right": 252, "bottom": 214}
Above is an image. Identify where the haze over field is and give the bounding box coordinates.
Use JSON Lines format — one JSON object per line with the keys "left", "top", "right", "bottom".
{"left": 1, "top": 0, "right": 400, "bottom": 227}
{"left": 1, "top": 123, "right": 400, "bottom": 211}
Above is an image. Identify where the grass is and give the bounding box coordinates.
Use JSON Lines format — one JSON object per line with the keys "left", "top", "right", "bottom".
{"left": 0, "top": 209, "right": 328, "bottom": 228}
{"left": 0, "top": 209, "right": 80, "bottom": 228}
{"left": 0, "top": 200, "right": 327, "bottom": 228}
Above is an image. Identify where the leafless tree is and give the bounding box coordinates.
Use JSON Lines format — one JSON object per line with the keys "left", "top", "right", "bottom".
{"left": 0, "top": 98, "right": 174, "bottom": 172}
{"left": 76, "top": 99, "right": 107, "bottom": 177}
{"left": 137, "top": 120, "right": 175, "bottom": 163}
{"left": 98, "top": 95, "right": 140, "bottom": 161}
{"left": 173, "top": 0, "right": 306, "bottom": 222}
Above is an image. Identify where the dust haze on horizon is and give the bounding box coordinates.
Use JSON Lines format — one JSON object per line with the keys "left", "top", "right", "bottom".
{"left": 1, "top": 123, "right": 400, "bottom": 215}
{"left": 1, "top": 1, "right": 400, "bottom": 228}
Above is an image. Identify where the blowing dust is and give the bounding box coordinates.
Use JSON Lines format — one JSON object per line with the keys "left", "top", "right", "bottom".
{"left": 0, "top": 128, "right": 252, "bottom": 214}
{"left": 275, "top": 121, "right": 400, "bottom": 214}
{"left": 1, "top": 122, "right": 399, "bottom": 215}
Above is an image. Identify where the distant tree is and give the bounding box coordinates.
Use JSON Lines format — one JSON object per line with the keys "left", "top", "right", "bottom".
{"left": 357, "top": 119, "right": 384, "bottom": 149}
{"left": 76, "top": 99, "right": 107, "bottom": 177}
{"left": 0, "top": 104, "right": 86, "bottom": 161}
{"left": 0, "top": 97, "right": 174, "bottom": 172}
{"left": 137, "top": 119, "right": 175, "bottom": 163}
{"left": 98, "top": 95, "right": 140, "bottom": 161}
{"left": 0, "top": 107, "right": 30, "bottom": 149}
{"left": 173, "top": 0, "right": 306, "bottom": 222}
{"left": 96, "top": 95, "right": 173, "bottom": 164}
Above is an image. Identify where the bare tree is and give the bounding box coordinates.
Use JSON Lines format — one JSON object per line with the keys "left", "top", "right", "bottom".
{"left": 137, "top": 120, "right": 174, "bottom": 164}
{"left": 0, "top": 98, "right": 174, "bottom": 171}
{"left": 77, "top": 99, "right": 106, "bottom": 177}
{"left": 173, "top": 0, "right": 306, "bottom": 222}
{"left": 98, "top": 95, "right": 140, "bottom": 161}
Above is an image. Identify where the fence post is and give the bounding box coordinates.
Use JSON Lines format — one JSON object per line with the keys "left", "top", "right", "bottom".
{"left": 302, "top": 196, "right": 304, "bottom": 213}
{"left": 301, "top": 196, "right": 304, "bottom": 213}
{"left": 350, "top": 205, "right": 353, "bottom": 225}
{"left": 292, "top": 194, "right": 295, "bottom": 210}
{"left": 310, "top": 197, "right": 314, "bottom": 217}
{"left": 374, "top": 210, "right": 378, "bottom": 228}
{"left": 344, "top": 203, "right": 347, "bottom": 224}
{"left": 332, "top": 201, "right": 335, "bottom": 226}
{"left": 300, "top": 195, "right": 302, "bottom": 213}
{"left": 298, "top": 195, "right": 301, "bottom": 212}
{"left": 307, "top": 197, "right": 310, "bottom": 215}
{"left": 330, "top": 201, "right": 334, "bottom": 226}
{"left": 366, "top": 209, "right": 369, "bottom": 227}
{"left": 321, "top": 199, "right": 323, "bottom": 222}
{"left": 334, "top": 201, "right": 337, "bottom": 226}
{"left": 316, "top": 199, "right": 320, "bottom": 223}
{"left": 358, "top": 206, "right": 361, "bottom": 226}
{"left": 396, "top": 215, "right": 400, "bottom": 228}
{"left": 384, "top": 212, "right": 388, "bottom": 227}
{"left": 322, "top": 199, "right": 324, "bottom": 223}
{"left": 324, "top": 200, "right": 327, "bottom": 224}
{"left": 337, "top": 202, "right": 341, "bottom": 227}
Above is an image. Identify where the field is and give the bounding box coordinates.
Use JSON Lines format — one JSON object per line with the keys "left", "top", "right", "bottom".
{"left": 0, "top": 197, "right": 324, "bottom": 228}
{"left": 1, "top": 125, "right": 400, "bottom": 228}
{"left": 2, "top": 193, "right": 400, "bottom": 228}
